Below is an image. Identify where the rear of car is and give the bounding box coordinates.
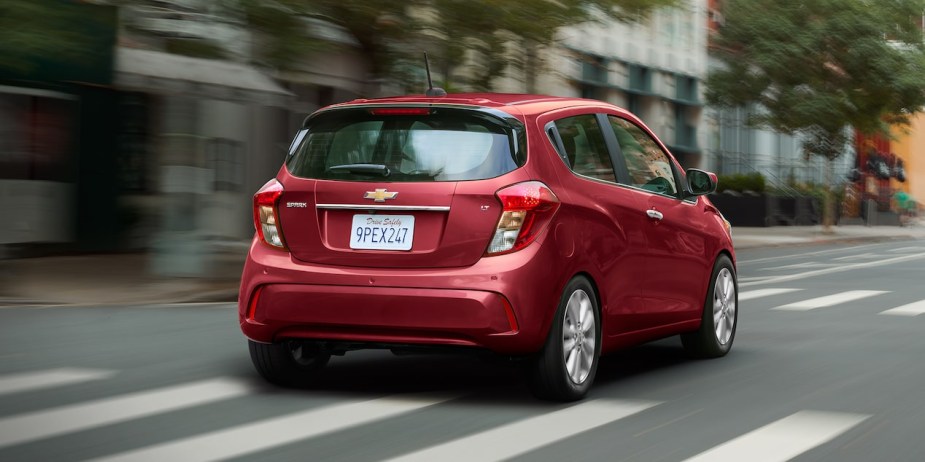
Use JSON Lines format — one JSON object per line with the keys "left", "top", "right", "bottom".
{"left": 240, "top": 100, "right": 568, "bottom": 357}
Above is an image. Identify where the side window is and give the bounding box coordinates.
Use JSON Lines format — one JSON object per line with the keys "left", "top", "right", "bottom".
{"left": 607, "top": 116, "right": 678, "bottom": 197}
{"left": 551, "top": 114, "right": 616, "bottom": 183}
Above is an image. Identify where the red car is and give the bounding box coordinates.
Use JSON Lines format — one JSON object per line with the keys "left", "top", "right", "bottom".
{"left": 239, "top": 93, "right": 737, "bottom": 401}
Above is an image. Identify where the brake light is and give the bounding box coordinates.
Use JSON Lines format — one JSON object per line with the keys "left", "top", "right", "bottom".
{"left": 253, "top": 179, "right": 287, "bottom": 250}
{"left": 486, "top": 181, "right": 560, "bottom": 256}
{"left": 369, "top": 108, "right": 432, "bottom": 116}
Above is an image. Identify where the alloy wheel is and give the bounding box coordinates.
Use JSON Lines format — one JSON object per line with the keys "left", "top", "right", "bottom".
{"left": 561, "top": 289, "right": 596, "bottom": 384}
{"left": 713, "top": 268, "right": 736, "bottom": 345}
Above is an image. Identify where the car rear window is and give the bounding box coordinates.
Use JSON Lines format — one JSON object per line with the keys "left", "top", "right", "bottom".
{"left": 286, "top": 107, "right": 525, "bottom": 182}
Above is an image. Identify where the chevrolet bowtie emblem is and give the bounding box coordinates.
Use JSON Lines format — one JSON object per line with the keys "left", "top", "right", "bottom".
{"left": 364, "top": 189, "right": 398, "bottom": 202}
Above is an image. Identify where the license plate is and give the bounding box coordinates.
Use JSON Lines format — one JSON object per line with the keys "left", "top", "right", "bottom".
{"left": 349, "top": 214, "right": 415, "bottom": 251}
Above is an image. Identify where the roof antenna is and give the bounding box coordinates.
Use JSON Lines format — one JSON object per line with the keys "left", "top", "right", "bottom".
{"left": 424, "top": 53, "right": 447, "bottom": 97}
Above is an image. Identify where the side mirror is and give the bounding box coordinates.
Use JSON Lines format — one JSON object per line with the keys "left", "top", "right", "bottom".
{"left": 686, "top": 169, "right": 717, "bottom": 196}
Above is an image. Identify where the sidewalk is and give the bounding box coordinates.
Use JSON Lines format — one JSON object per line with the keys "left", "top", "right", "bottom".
{"left": 733, "top": 219, "right": 925, "bottom": 249}
{"left": 1, "top": 220, "right": 924, "bottom": 306}
{"left": 0, "top": 253, "right": 243, "bottom": 306}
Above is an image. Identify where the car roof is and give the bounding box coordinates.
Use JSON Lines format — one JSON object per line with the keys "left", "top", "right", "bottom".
{"left": 326, "top": 93, "right": 629, "bottom": 119}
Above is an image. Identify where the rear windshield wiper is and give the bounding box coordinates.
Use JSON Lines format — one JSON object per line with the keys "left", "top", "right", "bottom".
{"left": 326, "top": 163, "right": 391, "bottom": 177}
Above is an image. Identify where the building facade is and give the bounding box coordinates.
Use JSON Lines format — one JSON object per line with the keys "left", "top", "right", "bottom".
{"left": 534, "top": 0, "right": 710, "bottom": 170}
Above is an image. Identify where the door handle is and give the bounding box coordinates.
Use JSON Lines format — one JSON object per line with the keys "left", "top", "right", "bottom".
{"left": 646, "top": 209, "right": 664, "bottom": 221}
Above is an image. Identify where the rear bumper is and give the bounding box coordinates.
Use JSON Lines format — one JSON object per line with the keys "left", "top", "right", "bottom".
{"left": 238, "top": 236, "right": 563, "bottom": 355}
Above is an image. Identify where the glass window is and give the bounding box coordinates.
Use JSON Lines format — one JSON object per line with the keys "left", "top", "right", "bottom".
{"left": 287, "top": 108, "right": 522, "bottom": 182}
{"left": 608, "top": 116, "right": 678, "bottom": 197}
{"left": 552, "top": 114, "right": 616, "bottom": 183}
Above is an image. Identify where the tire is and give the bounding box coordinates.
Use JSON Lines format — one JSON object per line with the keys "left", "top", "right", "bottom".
{"left": 681, "top": 254, "right": 737, "bottom": 358}
{"left": 248, "top": 339, "right": 331, "bottom": 386}
{"left": 528, "top": 276, "right": 601, "bottom": 401}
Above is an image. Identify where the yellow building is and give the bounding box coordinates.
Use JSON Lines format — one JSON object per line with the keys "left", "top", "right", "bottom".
{"left": 890, "top": 116, "right": 925, "bottom": 212}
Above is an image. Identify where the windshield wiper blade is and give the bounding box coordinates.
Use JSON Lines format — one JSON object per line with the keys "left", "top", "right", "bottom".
{"left": 326, "top": 163, "right": 390, "bottom": 177}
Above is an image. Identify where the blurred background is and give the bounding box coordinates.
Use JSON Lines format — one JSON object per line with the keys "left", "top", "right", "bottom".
{"left": 0, "top": 0, "right": 922, "bottom": 303}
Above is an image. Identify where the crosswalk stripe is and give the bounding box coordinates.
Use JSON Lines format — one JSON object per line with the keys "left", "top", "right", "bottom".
{"left": 0, "top": 377, "right": 252, "bottom": 448}
{"left": 761, "top": 262, "right": 834, "bottom": 271}
{"left": 887, "top": 246, "right": 925, "bottom": 253}
{"left": 386, "top": 399, "right": 660, "bottom": 462}
{"left": 682, "top": 410, "right": 869, "bottom": 462}
{"left": 0, "top": 368, "right": 115, "bottom": 396}
{"left": 880, "top": 300, "right": 925, "bottom": 316}
{"left": 773, "top": 290, "right": 887, "bottom": 311}
{"left": 832, "top": 253, "right": 878, "bottom": 261}
{"left": 89, "top": 393, "right": 458, "bottom": 462}
{"left": 738, "top": 288, "right": 801, "bottom": 301}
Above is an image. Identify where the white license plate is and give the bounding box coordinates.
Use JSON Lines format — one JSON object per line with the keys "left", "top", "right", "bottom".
{"left": 349, "top": 214, "right": 415, "bottom": 251}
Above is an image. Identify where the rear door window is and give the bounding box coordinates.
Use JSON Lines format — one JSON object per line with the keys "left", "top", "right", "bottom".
{"left": 607, "top": 116, "right": 679, "bottom": 197}
{"left": 287, "top": 108, "right": 523, "bottom": 182}
{"left": 550, "top": 114, "right": 617, "bottom": 183}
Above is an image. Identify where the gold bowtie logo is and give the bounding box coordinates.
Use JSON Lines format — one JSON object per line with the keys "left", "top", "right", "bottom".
{"left": 364, "top": 189, "right": 398, "bottom": 202}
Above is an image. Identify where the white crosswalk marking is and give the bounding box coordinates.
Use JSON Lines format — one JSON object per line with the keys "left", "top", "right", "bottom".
{"left": 880, "top": 300, "right": 925, "bottom": 316}
{"left": 738, "top": 288, "right": 802, "bottom": 301}
{"left": 0, "top": 378, "right": 252, "bottom": 448}
{"left": 887, "top": 246, "right": 925, "bottom": 253}
{"left": 773, "top": 290, "right": 887, "bottom": 311}
{"left": 832, "top": 253, "right": 879, "bottom": 261}
{"left": 89, "top": 393, "right": 459, "bottom": 462}
{"left": 761, "top": 262, "right": 835, "bottom": 271}
{"left": 682, "top": 410, "right": 869, "bottom": 462}
{"left": 0, "top": 368, "right": 115, "bottom": 396}
{"left": 386, "top": 399, "right": 660, "bottom": 462}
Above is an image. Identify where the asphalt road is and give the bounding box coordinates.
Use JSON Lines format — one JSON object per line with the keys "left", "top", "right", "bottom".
{"left": 2, "top": 239, "right": 925, "bottom": 461}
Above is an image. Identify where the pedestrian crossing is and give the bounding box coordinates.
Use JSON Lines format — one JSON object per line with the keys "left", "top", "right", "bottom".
{"left": 739, "top": 287, "right": 925, "bottom": 316}
{"left": 773, "top": 290, "right": 886, "bottom": 312}
{"left": 0, "top": 377, "right": 253, "bottom": 448}
{"left": 0, "top": 367, "right": 875, "bottom": 462}
{"left": 682, "top": 411, "right": 869, "bottom": 462}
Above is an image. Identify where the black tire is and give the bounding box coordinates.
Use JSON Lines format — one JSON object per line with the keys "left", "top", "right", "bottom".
{"left": 248, "top": 339, "right": 331, "bottom": 386}
{"left": 681, "top": 254, "right": 737, "bottom": 358}
{"left": 528, "top": 276, "right": 601, "bottom": 401}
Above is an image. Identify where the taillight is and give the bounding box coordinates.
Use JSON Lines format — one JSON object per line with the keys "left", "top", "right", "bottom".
{"left": 486, "top": 181, "right": 560, "bottom": 256}
{"left": 253, "top": 179, "right": 287, "bottom": 250}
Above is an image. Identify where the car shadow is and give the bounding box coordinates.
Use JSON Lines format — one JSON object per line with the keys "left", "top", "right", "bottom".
{"left": 240, "top": 338, "right": 698, "bottom": 403}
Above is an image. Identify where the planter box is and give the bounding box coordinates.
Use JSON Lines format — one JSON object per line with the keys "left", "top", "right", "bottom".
{"left": 708, "top": 194, "right": 769, "bottom": 227}
{"left": 708, "top": 194, "right": 821, "bottom": 227}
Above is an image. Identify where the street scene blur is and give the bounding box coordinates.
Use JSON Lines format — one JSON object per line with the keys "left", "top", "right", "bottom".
{"left": 2, "top": 0, "right": 924, "bottom": 301}
{"left": 3, "top": 0, "right": 925, "bottom": 460}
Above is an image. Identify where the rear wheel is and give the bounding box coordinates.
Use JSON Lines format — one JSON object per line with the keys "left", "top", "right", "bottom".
{"left": 681, "top": 254, "right": 737, "bottom": 358}
{"left": 248, "top": 340, "right": 331, "bottom": 386}
{"left": 529, "top": 276, "right": 601, "bottom": 401}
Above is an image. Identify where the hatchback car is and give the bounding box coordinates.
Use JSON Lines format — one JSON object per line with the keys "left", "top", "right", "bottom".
{"left": 239, "top": 93, "right": 737, "bottom": 401}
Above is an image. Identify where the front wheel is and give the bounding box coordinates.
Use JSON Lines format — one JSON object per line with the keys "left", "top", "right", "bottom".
{"left": 248, "top": 340, "right": 331, "bottom": 386}
{"left": 528, "top": 276, "right": 601, "bottom": 401}
{"left": 681, "top": 254, "right": 737, "bottom": 358}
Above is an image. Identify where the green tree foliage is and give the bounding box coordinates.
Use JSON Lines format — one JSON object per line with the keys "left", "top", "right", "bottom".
{"left": 0, "top": 1, "right": 116, "bottom": 82}
{"left": 706, "top": 0, "right": 925, "bottom": 228}
{"left": 415, "top": 0, "right": 680, "bottom": 91}
{"left": 708, "top": 0, "right": 925, "bottom": 155}
{"left": 249, "top": 0, "right": 678, "bottom": 91}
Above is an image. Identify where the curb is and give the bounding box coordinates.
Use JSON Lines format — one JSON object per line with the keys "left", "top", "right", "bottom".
{"left": 733, "top": 234, "right": 925, "bottom": 251}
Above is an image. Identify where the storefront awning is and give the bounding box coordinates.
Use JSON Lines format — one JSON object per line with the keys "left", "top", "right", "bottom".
{"left": 114, "top": 47, "right": 292, "bottom": 107}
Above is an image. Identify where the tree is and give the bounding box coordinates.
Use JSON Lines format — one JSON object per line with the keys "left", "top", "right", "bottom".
{"left": 246, "top": 0, "right": 678, "bottom": 93}
{"left": 0, "top": 1, "right": 115, "bottom": 82}
{"left": 706, "top": 0, "right": 925, "bottom": 231}
{"left": 423, "top": 0, "right": 681, "bottom": 92}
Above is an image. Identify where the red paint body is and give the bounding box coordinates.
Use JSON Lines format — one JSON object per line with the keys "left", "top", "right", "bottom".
{"left": 239, "top": 93, "right": 735, "bottom": 356}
